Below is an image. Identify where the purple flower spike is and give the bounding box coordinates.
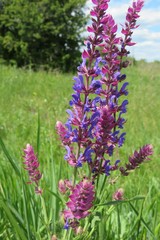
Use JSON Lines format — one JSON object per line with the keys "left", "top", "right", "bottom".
{"left": 63, "top": 179, "right": 95, "bottom": 225}
{"left": 121, "top": 0, "right": 144, "bottom": 47}
{"left": 54, "top": 0, "right": 153, "bottom": 230}
{"left": 120, "top": 144, "right": 153, "bottom": 176}
{"left": 23, "top": 144, "right": 42, "bottom": 194}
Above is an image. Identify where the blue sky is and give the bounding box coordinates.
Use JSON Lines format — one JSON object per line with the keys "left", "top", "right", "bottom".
{"left": 84, "top": 0, "right": 160, "bottom": 62}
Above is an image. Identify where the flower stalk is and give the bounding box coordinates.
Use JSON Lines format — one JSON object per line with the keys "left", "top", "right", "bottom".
{"left": 23, "top": 144, "right": 42, "bottom": 194}
{"left": 55, "top": 0, "right": 153, "bottom": 231}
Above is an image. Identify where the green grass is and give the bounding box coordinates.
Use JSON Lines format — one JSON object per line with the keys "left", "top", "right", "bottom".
{"left": 0, "top": 61, "right": 160, "bottom": 239}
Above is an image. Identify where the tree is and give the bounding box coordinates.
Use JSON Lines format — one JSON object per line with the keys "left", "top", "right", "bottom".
{"left": 0, "top": 0, "right": 87, "bottom": 71}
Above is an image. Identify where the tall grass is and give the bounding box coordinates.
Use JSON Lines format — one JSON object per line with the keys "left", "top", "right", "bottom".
{"left": 0, "top": 61, "right": 160, "bottom": 239}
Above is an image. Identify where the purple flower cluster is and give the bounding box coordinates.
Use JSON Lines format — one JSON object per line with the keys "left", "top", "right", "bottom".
{"left": 56, "top": 0, "right": 145, "bottom": 179}
{"left": 20, "top": 0, "right": 153, "bottom": 234}
{"left": 23, "top": 144, "right": 42, "bottom": 194}
{"left": 30, "top": 0, "right": 154, "bottom": 232}
{"left": 55, "top": 0, "right": 153, "bottom": 230}
{"left": 63, "top": 179, "right": 94, "bottom": 225}
{"left": 120, "top": 144, "right": 153, "bottom": 176}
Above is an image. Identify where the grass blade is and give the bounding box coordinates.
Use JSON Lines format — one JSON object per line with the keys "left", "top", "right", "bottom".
{"left": 0, "top": 137, "right": 20, "bottom": 177}
{"left": 46, "top": 188, "right": 63, "bottom": 203}
{"left": 22, "top": 181, "right": 32, "bottom": 240}
{"left": 129, "top": 202, "right": 156, "bottom": 239}
{"left": 37, "top": 111, "right": 41, "bottom": 157}
{"left": 95, "top": 195, "right": 145, "bottom": 207}
{"left": 0, "top": 198, "right": 27, "bottom": 240}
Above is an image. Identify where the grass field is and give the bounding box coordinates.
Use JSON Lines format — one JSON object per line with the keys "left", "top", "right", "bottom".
{"left": 0, "top": 61, "right": 160, "bottom": 239}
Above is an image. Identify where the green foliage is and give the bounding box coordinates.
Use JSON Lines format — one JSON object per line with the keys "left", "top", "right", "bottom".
{"left": 0, "top": 0, "right": 87, "bottom": 71}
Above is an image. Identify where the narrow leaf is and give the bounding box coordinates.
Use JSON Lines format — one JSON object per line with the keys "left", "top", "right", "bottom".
{"left": 95, "top": 195, "right": 145, "bottom": 207}
{"left": 129, "top": 202, "right": 156, "bottom": 239}
{"left": 46, "top": 188, "right": 63, "bottom": 203}
{"left": 0, "top": 198, "right": 27, "bottom": 240}
{"left": 0, "top": 137, "right": 20, "bottom": 177}
{"left": 37, "top": 111, "right": 40, "bottom": 157}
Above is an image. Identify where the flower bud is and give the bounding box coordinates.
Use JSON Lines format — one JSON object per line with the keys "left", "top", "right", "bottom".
{"left": 58, "top": 180, "right": 66, "bottom": 194}
{"left": 113, "top": 188, "right": 124, "bottom": 200}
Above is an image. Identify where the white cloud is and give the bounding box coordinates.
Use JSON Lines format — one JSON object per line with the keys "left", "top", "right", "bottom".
{"left": 130, "top": 41, "right": 160, "bottom": 61}
{"left": 134, "top": 28, "right": 160, "bottom": 41}
{"left": 140, "top": 8, "right": 160, "bottom": 26}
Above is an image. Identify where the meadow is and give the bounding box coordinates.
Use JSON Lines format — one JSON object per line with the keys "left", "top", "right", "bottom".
{"left": 0, "top": 60, "right": 160, "bottom": 240}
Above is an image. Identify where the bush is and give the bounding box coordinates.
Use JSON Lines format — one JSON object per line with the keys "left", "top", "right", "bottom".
{"left": 0, "top": 0, "right": 87, "bottom": 71}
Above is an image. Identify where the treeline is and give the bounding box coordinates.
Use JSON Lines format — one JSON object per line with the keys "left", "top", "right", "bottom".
{"left": 0, "top": 0, "right": 87, "bottom": 71}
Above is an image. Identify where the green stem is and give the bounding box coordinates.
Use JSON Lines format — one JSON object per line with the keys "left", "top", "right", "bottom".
{"left": 117, "top": 205, "right": 121, "bottom": 239}
{"left": 73, "top": 167, "right": 77, "bottom": 185}
{"left": 88, "top": 164, "right": 92, "bottom": 179}
{"left": 62, "top": 230, "right": 67, "bottom": 240}
{"left": 100, "top": 175, "right": 107, "bottom": 196}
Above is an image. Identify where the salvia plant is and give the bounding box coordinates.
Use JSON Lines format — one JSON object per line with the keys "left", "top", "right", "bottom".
{"left": 23, "top": 0, "right": 153, "bottom": 238}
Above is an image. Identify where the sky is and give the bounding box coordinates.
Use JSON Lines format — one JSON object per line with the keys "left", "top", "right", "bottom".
{"left": 84, "top": 0, "right": 160, "bottom": 62}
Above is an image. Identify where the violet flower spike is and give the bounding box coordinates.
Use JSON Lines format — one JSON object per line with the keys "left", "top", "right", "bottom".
{"left": 56, "top": 0, "right": 135, "bottom": 172}
{"left": 23, "top": 144, "right": 42, "bottom": 194}
{"left": 55, "top": 0, "right": 152, "bottom": 231}
{"left": 120, "top": 144, "right": 153, "bottom": 176}
{"left": 63, "top": 179, "right": 95, "bottom": 228}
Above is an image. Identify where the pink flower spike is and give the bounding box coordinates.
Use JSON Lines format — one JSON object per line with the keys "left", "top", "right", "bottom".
{"left": 23, "top": 144, "right": 42, "bottom": 194}
{"left": 120, "top": 144, "right": 153, "bottom": 176}
{"left": 56, "top": 121, "right": 71, "bottom": 145}
{"left": 63, "top": 179, "right": 95, "bottom": 222}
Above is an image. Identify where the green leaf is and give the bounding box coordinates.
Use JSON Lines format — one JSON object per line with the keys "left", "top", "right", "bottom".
{"left": 155, "top": 222, "right": 160, "bottom": 237}
{"left": 45, "top": 188, "right": 63, "bottom": 203}
{"left": 129, "top": 202, "right": 156, "bottom": 239}
{"left": 91, "top": 215, "right": 101, "bottom": 229}
{"left": 0, "top": 198, "right": 28, "bottom": 240}
{"left": 0, "top": 137, "right": 21, "bottom": 177}
{"left": 36, "top": 111, "right": 41, "bottom": 157}
{"left": 95, "top": 195, "right": 145, "bottom": 207}
{"left": 22, "top": 181, "right": 32, "bottom": 240}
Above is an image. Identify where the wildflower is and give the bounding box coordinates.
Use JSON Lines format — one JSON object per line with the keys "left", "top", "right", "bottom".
{"left": 56, "top": 0, "right": 152, "bottom": 231}
{"left": 58, "top": 179, "right": 67, "bottom": 194}
{"left": 122, "top": 0, "right": 144, "bottom": 45}
{"left": 120, "top": 144, "right": 153, "bottom": 176}
{"left": 56, "top": 121, "right": 71, "bottom": 145}
{"left": 23, "top": 144, "right": 42, "bottom": 194}
{"left": 58, "top": 179, "right": 73, "bottom": 194}
{"left": 113, "top": 188, "right": 124, "bottom": 201}
{"left": 63, "top": 179, "right": 95, "bottom": 226}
